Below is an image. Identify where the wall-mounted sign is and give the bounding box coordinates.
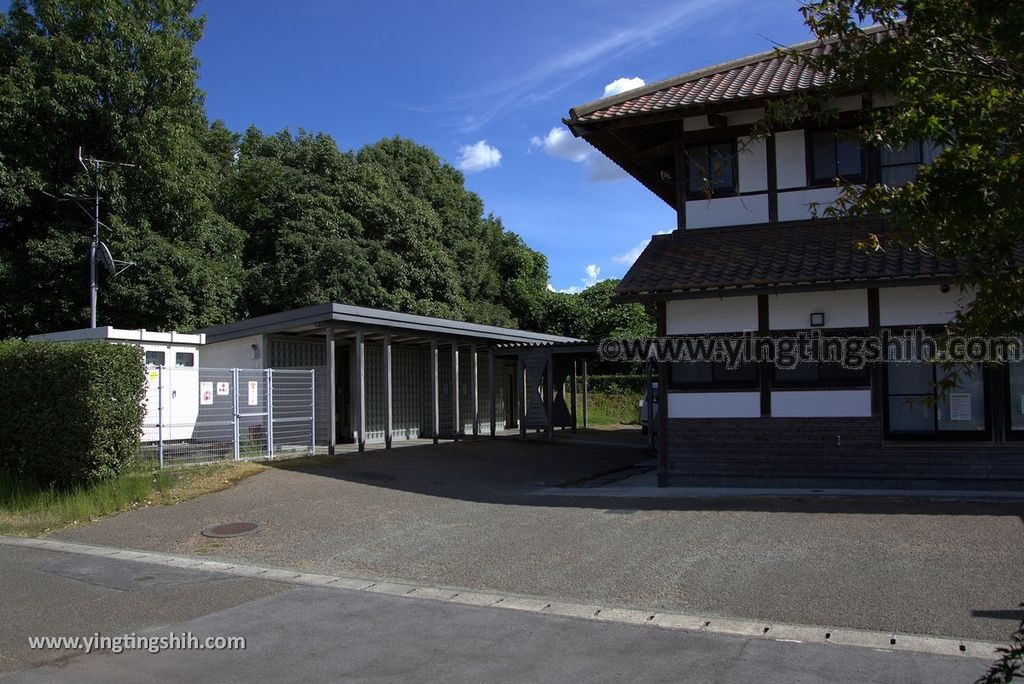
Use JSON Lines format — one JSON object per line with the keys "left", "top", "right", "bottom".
{"left": 200, "top": 382, "right": 214, "bottom": 406}
{"left": 148, "top": 369, "right": 159, "bottom": 383}
{"left": 949, "top": 393, "right": 971, "bottom": 422}
{"left": 248, "top": 381, "right": 259, "bottom": 406}
{"left": 216, "top": 381, "right": 230, "bottom": 396}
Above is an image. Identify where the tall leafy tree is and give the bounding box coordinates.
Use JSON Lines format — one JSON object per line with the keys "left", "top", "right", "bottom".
{"left": 0, "top": 0, "right": 243, "bottom": 336}
{"left": 780, "top": 1, "right": 1024, "bottom": 337}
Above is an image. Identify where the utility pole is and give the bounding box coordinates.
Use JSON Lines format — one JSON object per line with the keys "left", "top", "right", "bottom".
{"left": 78, "top": 148, "right": 135, "bottom": 328}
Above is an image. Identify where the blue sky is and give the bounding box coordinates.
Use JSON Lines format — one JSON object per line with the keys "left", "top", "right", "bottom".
{"left": 29, "top": 0, "right": 817, "bottom": 292}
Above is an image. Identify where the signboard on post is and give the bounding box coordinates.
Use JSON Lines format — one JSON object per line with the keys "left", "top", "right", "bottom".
{"left": 200, "top": 382, "right": 214, "bottom": 406}
{"left": 949, "top": 393, "right": 971, "bottom": 422}
{"left": 248, "top": 381, "right": 259, "bottom": 406}
{"left": 216, "top": 381, "right": 230, "bottom": 396}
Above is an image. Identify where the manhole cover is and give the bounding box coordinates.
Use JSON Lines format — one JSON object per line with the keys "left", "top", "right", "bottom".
{"left": 201, "top": 521, "right": 262, "bottom": 538}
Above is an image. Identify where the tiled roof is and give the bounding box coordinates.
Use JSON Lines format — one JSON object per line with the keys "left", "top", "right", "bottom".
{"left": 616, "top": 219, "right": 962, "bottom": 297}
{"left": 571, "top": 39, "right": 832, "bottom": 124}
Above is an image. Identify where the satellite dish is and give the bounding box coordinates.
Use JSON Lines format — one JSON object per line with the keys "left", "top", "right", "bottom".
{"left": 97, "top": 241, "right": 116, "bottom": 274}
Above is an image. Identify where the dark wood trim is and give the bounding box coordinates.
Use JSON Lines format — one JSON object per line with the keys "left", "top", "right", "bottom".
{"left": 673, "top": 123, "right": 687, "bottom": 229}
{"left": 766, "top": 133, "right": 779, "bottom": 224}
{"left": 867, "top": 288, "right": 882, "bottom": 417}
{"left": 707, "top": 113, "right": 728, "bottom": 128}
{"left": 656, "top": 301, "right": 670, "bottom": 486}
{"left": 758, "top": 295, "right": 771, "bottom": 417}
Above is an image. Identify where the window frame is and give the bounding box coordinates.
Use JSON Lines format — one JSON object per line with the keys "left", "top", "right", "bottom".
{"left": 174, "top": 352, "right": 196, "bottom": 368}
{"left": 144, "top": 350, "right": 166, "bottom": 367}
{"left": 684, "top": 139, "right": 739, "bottom": 199}
{"left": 806, "top": 127, "right": 867, "bottom": 186}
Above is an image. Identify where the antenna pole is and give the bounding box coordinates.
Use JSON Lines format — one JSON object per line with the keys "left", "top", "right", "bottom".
{"left": 78, "top": 147, "right": 134, "bottom": 328}
{"left": 89, "top": 158, "right": 99, "bottom": 328}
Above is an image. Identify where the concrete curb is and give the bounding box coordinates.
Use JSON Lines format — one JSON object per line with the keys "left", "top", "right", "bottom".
{"left": 1, "top": 535, "right": 1003, "bottom": 661}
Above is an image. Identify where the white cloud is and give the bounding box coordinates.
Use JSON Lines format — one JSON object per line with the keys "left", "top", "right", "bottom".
{"left": 612, "top": 230, "right": 672, "bottom": 265}
{"left": 549, "top": 264, "right": 602, "bottom": 294}
{"left": 603, "top": 76, "right": 645, "bottom": 97}
{"left": 457, "top": 140, "right": 502, "bottom": 172}
{"left": 529, "top": 126, "right": 627, "bottom": 182}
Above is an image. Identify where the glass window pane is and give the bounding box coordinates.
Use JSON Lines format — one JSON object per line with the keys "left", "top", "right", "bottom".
{"left": 880, "top": 142, "right": 921, "bottom": 166}
{"left": 175, "top": 352, "right": 195, "bottom": 367}
{"left": 714, "top": 361, "right": 756, "bottom": 384}
{"left": 811, "top": 131, "right": 835, "bottom": 180}
{"left": 672, "top": 361, "right": 712, "bottom": 385}
{"left": 888, "top": 395, "right": 935, "bottom": 432}
{"left": 936, "top": 366, "right": 985, "bottom": 431}
{"left": 687, "top": 146, "right": 708, "bottom": 193}
{"left": 887, "top": 361, "right": 933, "bottom": 395}
{"left": 881, "top": 164, "right": 919, "bottom": 185}
{"left": 835, "top": 137, "right": 863, "bottom": 177}
{"left": 820, "top": 362, "right": 869, "bottom": 384}
{"left": 708, "top": 144, "right": 734, "bottom": 190}
{"left": 774, "top": 363, "right": 818, "bottom": 384}
{"left": 145, "top": 351, "right": 165, "bottom": 366}
{"left": 1009, "top": 361, "right": 1024, "bottom": 431}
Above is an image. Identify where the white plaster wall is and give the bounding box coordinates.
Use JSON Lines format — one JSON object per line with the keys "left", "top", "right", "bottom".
{"left": 775, "top": 130, "right": 806, "bottom": 189}
{"left": 769, "top": 290, "right": 868, "bottom": 330}
{"left": 200, "top": 335, "right": 264, "bottom": 369}
{"left": 777, "top": 187, "right": 845, "bottom": 222}
{"left": 667, "top": 297, "right": 758, "bottom": 334}
{"left": 737, "top": 136, "right": 767, "bottom": 193}
{"left": 668, "top": 392, "right": 761, "bottom": 418}
{"left": 879, "top": 285, "right": 973, "bottom": 326}
{"left": 771, "top": 390, "right": 872, "bottom": 417}
{"left": 687, "top": 194, "right": 769, "bottom": 228}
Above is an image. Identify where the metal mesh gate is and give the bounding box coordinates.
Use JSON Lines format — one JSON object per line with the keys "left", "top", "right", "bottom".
{"left": 140, "top": 367, "right": 315, "bottom": 467}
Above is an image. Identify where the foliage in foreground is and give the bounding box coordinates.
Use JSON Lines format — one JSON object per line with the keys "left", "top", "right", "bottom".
{"left": 782, "top": 1, "right": 1024, "bottom": 338}
{"left": 976, "top": 606, "right": 1024, "bottom": 683}
{"left": 0, "top": 339, "right": 145, "bottom": 488}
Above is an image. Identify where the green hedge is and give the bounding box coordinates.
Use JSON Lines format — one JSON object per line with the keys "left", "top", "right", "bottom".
{"left": 0, "top": 340, "right": 145, "bottom": 488}
{"left": 585, "top": 373, "right": 647, "bottom": 395}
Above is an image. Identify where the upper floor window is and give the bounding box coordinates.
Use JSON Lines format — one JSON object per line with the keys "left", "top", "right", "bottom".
{"left": 880, "top": 139, "right": 942, "bottom": 186}
{"left": 686, "top": 141, "right": 736, "bottom": 197}
{"left": 809, "top": 129, "right": 864, "bottom": 184}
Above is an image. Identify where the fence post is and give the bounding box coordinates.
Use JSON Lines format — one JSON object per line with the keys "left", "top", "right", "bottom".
{"left": 157, "top": 366, "right": 164, "bottom": 469}
{"left": 232, "top": 368, "right": 240, "bottom": 461}
{"left": 309, "top": 369, "right": 316, "bottom": 455}
{"left": 266, "top": 368, "right": 274, "bottom": 460}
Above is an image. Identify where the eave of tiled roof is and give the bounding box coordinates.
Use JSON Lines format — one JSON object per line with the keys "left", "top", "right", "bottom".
{"left": 567, "top": 26, "right": 889, "bottom": 127}
{"left": 615, "top": 218, "right": 963, "bottom": 299}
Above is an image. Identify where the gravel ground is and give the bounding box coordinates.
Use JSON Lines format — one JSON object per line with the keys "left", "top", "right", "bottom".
{"left": 51, "top": 432, "right": 1024, "bottom": 643}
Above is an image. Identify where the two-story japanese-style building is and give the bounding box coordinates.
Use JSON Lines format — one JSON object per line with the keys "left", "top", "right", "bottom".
{"left": 565, "top": 36, "right": 1024, "bottom": 487}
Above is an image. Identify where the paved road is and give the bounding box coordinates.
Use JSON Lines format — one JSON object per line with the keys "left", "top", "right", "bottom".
{"left": 0, "top": 544, "right": 991, "bottom": 683}
{"left": 51, "top": 435, "right": 1024, "bottom": 642}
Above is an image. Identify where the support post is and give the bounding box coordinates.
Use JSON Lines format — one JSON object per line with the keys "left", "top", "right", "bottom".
{"left": 232, "top": 367, "right": 240, "bottom": 461}
{"left": 309, "top": 368, "right": 316, "bottom": 454}
{"left": 518, "top": 356, "right": 527, "bottom": 436}
{"left": 326, "top": 327, "right": 336, "bottom": 455}
{"left": 451, "top": 342, "right": 460, "bottom": 441}
{"left": 431, "top": 340, "right": 439, "bottom": 444}
{"left": 471, "top": 342, "right": 479, "bottom": 437}
{"left": 570, "top": 359, "right": 578, "bottom": 432}
{"left": 546, "top": 356, "right": 554, "bottom": 442}
{"left": 383, "top": 334, "right": 393, "bottom": 448}
{"left": 656, "top": 300, "right": 670, "bottom": 486}
{"left": 488, "top": 349, "right": 496, "bottom": 437}
{"left": 157, "top": 367, "right": 164, "bottom": 469}
{"left": 266, "top": 368, "right": 274, "bottom": 459}
{"left": 582, "top": 359, "right": 589, "bottom": 428}
{"left": 355, "top": 329, "right": 366, "bottom": 452}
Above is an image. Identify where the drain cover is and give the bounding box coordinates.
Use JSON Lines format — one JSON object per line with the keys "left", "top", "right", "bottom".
{"left": 201, "top": 521, "right": 262, "bottom": 538}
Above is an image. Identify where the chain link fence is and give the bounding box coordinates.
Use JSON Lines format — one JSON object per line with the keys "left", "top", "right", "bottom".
{"left": 139, "top": 367, "right": 315, "bottom": 467}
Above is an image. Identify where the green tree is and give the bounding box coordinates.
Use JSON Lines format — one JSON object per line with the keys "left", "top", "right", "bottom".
{"left": 781, "top": 1, "right": 1024, "bottom": 337}
{"left": 0, "top": 0, "right": 244, "bottom": 337}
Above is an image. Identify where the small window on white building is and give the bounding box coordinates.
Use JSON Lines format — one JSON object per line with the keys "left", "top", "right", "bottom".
{"left": 175, "top": 352, "right": 195, "bottom": 367}
{"left": 809, "top": 129, "right": 864, "bottom": 184}
{"left": 686, "top": 141, "right": 736, "bottom": 196}
{"left": 880, "top": 139, "right": 942, "bottom": 185}
{"left": 145, "top": 351, "right": 165, "bottom": 366}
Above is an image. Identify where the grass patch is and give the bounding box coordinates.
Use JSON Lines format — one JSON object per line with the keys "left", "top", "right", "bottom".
{"left": 0, "top": 460, "right": 265, "bottom": 537}
{"left": 577, "top": 391, "right": 642, "bottom": 426}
